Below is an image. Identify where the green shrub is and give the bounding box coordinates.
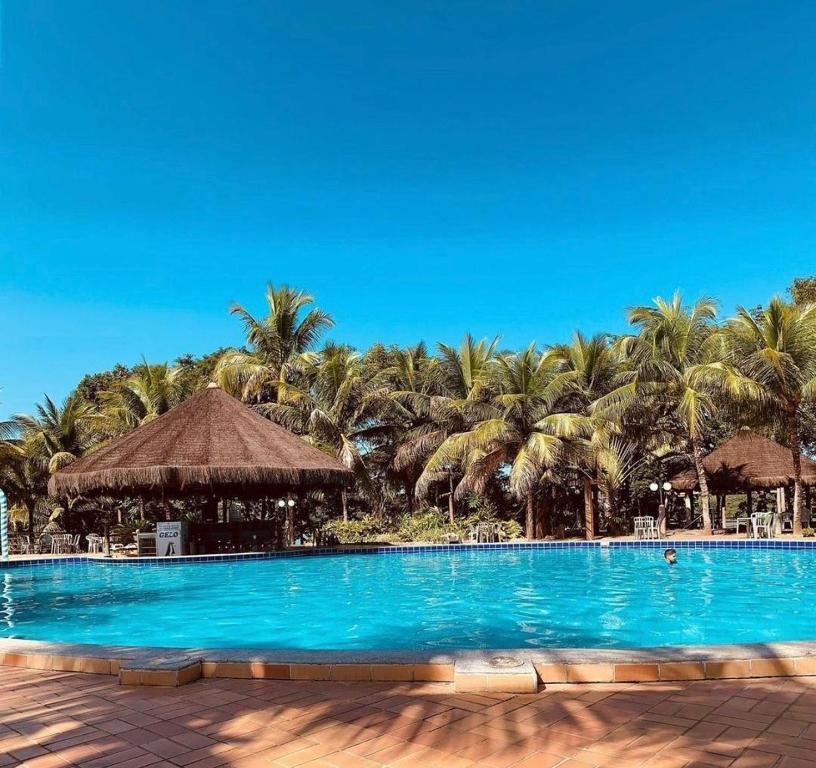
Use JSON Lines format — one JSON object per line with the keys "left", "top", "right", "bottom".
{"left": 803, "top": 527, "right": 815, "bottom": 538}
{"left": 396, "top": 507, "right": 452, "bottom": 542}
{"left": 323, "top": 502, "right": 524, "bottom": 545}
{"left": 499, "top": 519, "right": 523, "bottom": 540}
{"left": 394, "top": 503, "right": 524, "bottom": 543}
{"left": 324, "top": 516, "right": 383, "bottom": 543}
{"left": 459, "top": 514, "right": 523, "bottom": 542}
{"left": 461, "top": 495, "right": 523, "bottom": 541}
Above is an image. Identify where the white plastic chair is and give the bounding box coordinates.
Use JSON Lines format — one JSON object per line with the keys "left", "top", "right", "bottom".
{"left": 477, "top": 522, "right": 495, "bottom": 543}
{"left": 50, "top": 534, "right": 72, "bottom": 554}
{"left": 633, "top": 516, "right": 659, "bottom": 539}
{"left": 86, "top": 534, "right": 103, "bottom": 553}
{"left": 9, "top": 536, "right": 30, "bottom": 555}
{"left": 751, "top": 512, "right": 774, "bottom": 539}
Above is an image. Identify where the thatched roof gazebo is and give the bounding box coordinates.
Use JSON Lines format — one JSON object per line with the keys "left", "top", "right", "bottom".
{"left": 670, "top": 428, "right": 816, "bottom": 493}
{"left": 49, "top": 385, "right": 351, "bottom": 553}
{"left": 669, "top": 428, "right": 816, "bottom": 530}
{"left": 50, "top": 384, "right": 351, "bottom": 499}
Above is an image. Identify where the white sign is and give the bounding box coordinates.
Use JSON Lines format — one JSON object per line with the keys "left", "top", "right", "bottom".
{"left": 156, "top": 522, "right": 187, "bottom": 558}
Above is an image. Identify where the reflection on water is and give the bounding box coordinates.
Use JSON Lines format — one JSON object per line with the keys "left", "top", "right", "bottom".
{"left": 1, "top": 572, "right": 15, "bottom": 630}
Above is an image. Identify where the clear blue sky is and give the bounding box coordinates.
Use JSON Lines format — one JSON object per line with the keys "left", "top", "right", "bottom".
{"left": 2, "top": 0, "right": 815, "bottom": 419}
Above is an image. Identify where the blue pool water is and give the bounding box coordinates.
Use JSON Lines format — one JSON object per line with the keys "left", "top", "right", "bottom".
{"left": 1, "top": 547, "right": 814, "bottom": 650}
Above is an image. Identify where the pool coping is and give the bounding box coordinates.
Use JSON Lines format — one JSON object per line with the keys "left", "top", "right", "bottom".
{"left": 4, "top": 540, "right": 816, "bottom": 687}
{"left": 3, "top": 636, "right": 816, "bottom": 685}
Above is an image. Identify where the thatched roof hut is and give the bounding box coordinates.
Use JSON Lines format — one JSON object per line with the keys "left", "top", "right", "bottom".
{"left": 670, "top": 428, "right": 816, "bottom": 492}
{"left": 49, "top": 385, "right": 352, "bottom": 499}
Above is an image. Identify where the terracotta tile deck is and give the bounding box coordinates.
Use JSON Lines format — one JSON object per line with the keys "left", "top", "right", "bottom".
{"left": 2, "top": 667, "right": 816, "bottom": 768}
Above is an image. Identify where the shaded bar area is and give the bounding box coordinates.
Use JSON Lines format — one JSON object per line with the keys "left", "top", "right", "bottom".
{"left": 670, "top": 427, "right": 816, "bottom": 532}
{"left": 49, "top": 384, "right": 351, "bottom": 554}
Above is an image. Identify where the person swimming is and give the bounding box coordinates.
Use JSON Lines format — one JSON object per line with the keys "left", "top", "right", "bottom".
{"left": 663, "top": 548, "right": 677, "bottom": 565}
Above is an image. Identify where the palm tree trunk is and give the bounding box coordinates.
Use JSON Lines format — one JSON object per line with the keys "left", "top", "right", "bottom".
{"left": 691, "top": 436, "right": 712, "bottom": 533}
{"left": 277, "top": 369, "right": 286, "bottom": 404}
{"left": 448, "top": 473, "right": 455, "bottom": 526}
{"left": 540, "top": 489, "right": 554, "bottom": 537}
{"left": 526, "top": 493, "right": 535, "bottom": 539}
{"left": 341, "top": 489, "right": 349, "bottom": 523}
{"left": 787, "top": 409, "right": 804, "bottom": 535}
{"left": 27, "top": 503, "right": 34, "bottom": 539}
{"left": 583, "top": 477, "right": 595, "bottom": 540}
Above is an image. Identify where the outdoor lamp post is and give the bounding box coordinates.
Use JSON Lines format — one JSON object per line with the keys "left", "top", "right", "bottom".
{"left": 650, "top": 481, "right": 673, "bottom": 535}
{"left": 649, "top": 481, "right": 673, "bottom": 505}
{"left": 279, "top": 498, "right": 296, "bottom": 546}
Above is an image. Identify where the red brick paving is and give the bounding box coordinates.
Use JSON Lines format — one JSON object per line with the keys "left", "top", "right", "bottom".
{"left": 2, "top": 667, "right": 816, "bottom": 767}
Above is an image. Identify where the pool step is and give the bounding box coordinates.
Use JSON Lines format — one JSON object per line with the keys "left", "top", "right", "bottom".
{"left": 454, "top": 656, "right": 538, "bottom": 693}
{"left": 119, "top": 655, "right": 202, "bottom": 687}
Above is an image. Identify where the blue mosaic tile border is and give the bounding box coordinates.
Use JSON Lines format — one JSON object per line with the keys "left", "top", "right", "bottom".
{"left": 2, "top": 537, "right": 816, "bottom": 568}
{"left": 94, "top": 540, "right": 599, "bottom": 567}
{"left": 0, "top": 556, "right": 88, "bottom": 569}
{"left": 607, "top": 538, "right": 816, "bottom": 549}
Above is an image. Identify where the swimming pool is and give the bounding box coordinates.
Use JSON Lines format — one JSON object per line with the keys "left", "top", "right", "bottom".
{"left": 1, "top": 546, "right": 814, "bottom": 651}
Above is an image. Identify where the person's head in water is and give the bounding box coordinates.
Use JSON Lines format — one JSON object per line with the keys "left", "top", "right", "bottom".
{"left": 663, "top": 548, "right": 677, "bottom": 565}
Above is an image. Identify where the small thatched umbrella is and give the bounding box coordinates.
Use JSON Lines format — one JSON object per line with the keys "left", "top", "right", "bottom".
{"left": 49, "top": 384, "right": 352, "bottom": 550}
{"left": 670, "top": 428, "right": 816, "bottom": 527}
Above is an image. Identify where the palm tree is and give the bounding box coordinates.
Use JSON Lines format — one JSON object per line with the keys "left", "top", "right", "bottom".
{"left": 418, "top": 345, "right": 587, "bottom": 538}
{"left": 391, "top": 334, "right": 498, "bottom": 523}
{"left": 0, "top": 436, "right": 60, "bottom": 537}
{"left": 5, "top": 392, "right": 97, "bottom": 535}
{"left": 722, "top": 298, "right": 816, "bottom": 534}
{"left": 13, "top": 392, "right": 97, "bottom": 475}
{"left": 261, "top": 343, "right": 374, "bottom": 522}
{"left": 363, "top": 343, "right": 441, "bottom": 514}
{"left": 436, "top": 333, "right": 499, "bottom": 402}
{"left": 548, "top": 332, "right": 620, "bottom": 403}
{"left": 216, "top": 283, "right": 334, "bottom": 403}
{"left": 97, "top": 360, "right": 193, "bottom": 435}
{"left": 595, "top": 294, "right": 725, "bottom": 533}
{"left": 548, "top": 332, "right": 622, "bottom": 537}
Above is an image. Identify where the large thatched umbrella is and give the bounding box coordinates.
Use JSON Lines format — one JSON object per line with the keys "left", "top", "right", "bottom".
{"left": 670, "top": 428, "right": 816, "bottom": 492}
{"left": 50, "top": 384, "right": 351, "bottom": 498}
{"left": 670, "top": 428, "right": 816, "bottom": 528}
{"left": 49, "top": 385, "right": 352, "bottom": 550}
